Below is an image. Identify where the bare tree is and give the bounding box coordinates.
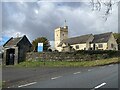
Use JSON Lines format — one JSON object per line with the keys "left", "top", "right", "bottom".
{"left": 90, "top": 0, "right": 119, "bottom": 21}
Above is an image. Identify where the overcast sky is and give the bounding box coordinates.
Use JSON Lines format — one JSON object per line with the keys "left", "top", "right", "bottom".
{"left": 1, "top": 0, "right": 118, "bottom": 47}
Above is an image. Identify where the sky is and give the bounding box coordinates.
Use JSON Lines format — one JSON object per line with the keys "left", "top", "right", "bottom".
{"left": 0, "top": 0, "right": 119, "bottom": 48}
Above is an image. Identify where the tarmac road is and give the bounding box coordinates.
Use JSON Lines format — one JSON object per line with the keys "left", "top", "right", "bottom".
{"left": 2, "top": 64, "right": 119, "bottom": 89}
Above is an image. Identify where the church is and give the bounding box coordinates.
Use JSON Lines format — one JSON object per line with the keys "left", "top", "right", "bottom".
{"left": 54, "top": 25, "right": 118, "bottom": 52}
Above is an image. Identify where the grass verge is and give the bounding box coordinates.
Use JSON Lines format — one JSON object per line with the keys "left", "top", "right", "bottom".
{"left": 0, "top": 81, "right": 5, "bottom": 89}
{"left": 15, "top": 57, "right": 120, "bottom": 68}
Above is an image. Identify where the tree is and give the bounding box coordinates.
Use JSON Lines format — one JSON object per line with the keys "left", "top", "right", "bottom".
{"left": 90, "top": 0, "right": 119, "bottom": 21}
{"left": 113, "top": 33, "right": 120, "bottom": 50}
{"left": 32, "top": 37, "right": 50, "bottom": 52}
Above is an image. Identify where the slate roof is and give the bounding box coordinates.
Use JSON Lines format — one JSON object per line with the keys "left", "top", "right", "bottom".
{"left": 92, "top": 32, "right": 112, "bottom": 43}
{"left": 3, "top": 37, "right": 22, "bottom": 47}
{"left": 58, "top": 34, "right": 92, "bottom": 47}
{"left": 58, "top": 32, "right": 113, "bottom": 47}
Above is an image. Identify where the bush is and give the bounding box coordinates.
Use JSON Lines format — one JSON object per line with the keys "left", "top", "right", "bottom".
{"left": 76, "top": 50, "right": 120, "bottom": 56}
{"left": 48, "top": 49, "right": 52, "bottom": 52}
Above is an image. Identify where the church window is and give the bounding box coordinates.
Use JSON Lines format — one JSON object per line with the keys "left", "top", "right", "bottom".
{"left": 111, "top": 44, "right": 114, "bottom": 48}
{"left": 98, "top": 44, "right": 103, "bottom": 48}
{"left": 76, "top": 45, "right": 79, "bottom": 49}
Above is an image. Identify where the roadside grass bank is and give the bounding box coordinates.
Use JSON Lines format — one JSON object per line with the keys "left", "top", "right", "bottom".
{"left": 0, "top": 82, "right": 1, "bottom": 88}
{"left": 0, "top": 81, "right": 5, "bottom": 89}
{"left": 15, "top": 57, "right": 120, "bottom": 68}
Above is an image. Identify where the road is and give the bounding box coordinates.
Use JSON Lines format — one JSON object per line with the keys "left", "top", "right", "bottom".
{"left": 3, "top": 64, "right": 119, "bottom": 89}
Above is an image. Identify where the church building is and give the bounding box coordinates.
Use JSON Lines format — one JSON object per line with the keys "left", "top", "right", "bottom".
{"left": 54, "top": 25, "right": 118, "bottom": 52}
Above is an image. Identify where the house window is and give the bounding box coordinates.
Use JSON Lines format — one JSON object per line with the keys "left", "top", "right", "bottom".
{"left": 76, "top": 45, "right": 79, "bottom": 49}
{"left": 98, "top": 44, "right": 103, "bottom": 48}
{"left": 63, "top": 34, "right": 64, "bottom": 36}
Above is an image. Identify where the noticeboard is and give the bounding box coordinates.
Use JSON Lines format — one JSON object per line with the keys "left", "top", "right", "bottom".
{"left": 37, "top": 43, "right": 43, "bottom": 52}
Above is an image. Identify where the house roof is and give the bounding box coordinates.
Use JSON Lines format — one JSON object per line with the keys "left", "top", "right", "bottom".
{"left": 92, "top": 32, "right": 112, "bottom": 43}
{"left": 3, "top": 35, "right": 32, "bottom": 47}
{"left": 58, "top": 34, "right": 92, "bottom": 47}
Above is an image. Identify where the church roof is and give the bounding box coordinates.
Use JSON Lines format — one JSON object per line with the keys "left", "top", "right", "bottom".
{"left": 58, "top": 32, "right": 113, "bottom": 47}
{"left": 58, "top": 34, "right": 92, "bottom": 47}
{"left": 92, "top": 32, "right": 112, "bottom": 43}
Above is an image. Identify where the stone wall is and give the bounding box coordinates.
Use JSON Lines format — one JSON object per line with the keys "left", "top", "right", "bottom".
{"left": 26, "top": 50, "right": 120, "bottom": 62}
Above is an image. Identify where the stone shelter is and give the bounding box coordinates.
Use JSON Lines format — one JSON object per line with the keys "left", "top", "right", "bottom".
{"left": 3, "top": 35, "right": 32, "bottom": 65}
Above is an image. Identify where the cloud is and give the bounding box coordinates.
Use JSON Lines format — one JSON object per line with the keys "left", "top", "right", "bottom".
{"left": 2, "top": 1, "right": 118, "bottom": 47}
{"left": 0, "top": 2, "right": 2, "bottom": 33}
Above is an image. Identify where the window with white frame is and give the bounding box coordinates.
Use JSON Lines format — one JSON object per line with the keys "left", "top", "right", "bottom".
{"left": 76, "top": 45, "right": 79, "bottom": 49}
{"left": 98, "top": 44, "right": 103, "bottom": 48}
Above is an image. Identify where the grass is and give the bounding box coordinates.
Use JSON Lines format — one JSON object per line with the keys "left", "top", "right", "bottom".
{"left": 15, "top": 57, "right": 120, "bottom": 68}
{"left": 0, "top": 81, "right": 5, "bottom": 89}
{"left": 0, "top": 82, "right": 1, "bottom": 89}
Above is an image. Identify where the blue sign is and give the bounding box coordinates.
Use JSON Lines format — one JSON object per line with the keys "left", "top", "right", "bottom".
{"left": 37, "top": 43, "right": 43, "bottom": 52}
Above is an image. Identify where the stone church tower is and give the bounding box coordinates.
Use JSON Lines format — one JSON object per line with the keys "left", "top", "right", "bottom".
{"left": 54, "top": 25, "right": 68, "bottom": 52}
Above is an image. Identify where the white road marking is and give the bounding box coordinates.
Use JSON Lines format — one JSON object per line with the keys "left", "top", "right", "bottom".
{"left": 88, "top": 69, "right": 92, "bottom": 71}
{"left": 51, "top": 76, "right": 62, "bottom": 80}
{"left": 18, "top": 82, "right": 37, "bottom": 88}
{"left": 94, "top": 83, "right": 106, "bottom": 89}
{"left": 109, "top": 64, "right": 113, "bottom": 66}
{"left": 73, "top": 72, "right": 81, "bottom": 74}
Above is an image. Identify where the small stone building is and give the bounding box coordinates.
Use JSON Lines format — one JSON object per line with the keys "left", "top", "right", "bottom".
{"left": 3, "top": 35, "right": 32, "bottom": 65}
